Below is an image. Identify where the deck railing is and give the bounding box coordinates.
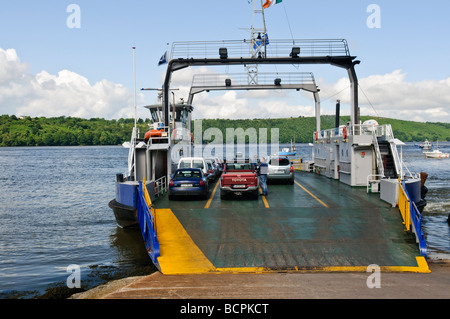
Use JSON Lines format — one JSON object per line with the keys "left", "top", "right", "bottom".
{"left": 171, "top": 39, "right": 351, "bottom": 60}
{"left": 315, "top": 124, "right": 393, "bottom": 140}
{"left": 155, "top": 175, "right": 168, "bottom": 197}
{"left": 398, "top": 181, "right": 411, "bottom": 232}
{"left": 146, "top": 126, "right": 170, "bottom": 146}
{"left": 313, "top": 124, "right": 416, "bottom": 179}
{"left": 137, "top": 181, "right": 160, "bottom": 269}
{"left": 398, "top": 180, "right": 427, "bottom": 258}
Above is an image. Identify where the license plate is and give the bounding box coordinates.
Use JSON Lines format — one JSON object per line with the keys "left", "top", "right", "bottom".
{"left": 233, "top": 184, "right": 246, "bottom": 188}
{"left": 276, "top": 170, "right": 285, "bottom": 174}
{"left": 181, "top": 184, "right": 193, "bottom": 187}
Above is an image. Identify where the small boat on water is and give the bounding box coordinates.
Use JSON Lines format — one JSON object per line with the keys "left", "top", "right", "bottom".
{"left": 277, "top": 147, "right": 296, "bottom": 156}
{"left": 424, "top": 140, "right": 448, "bottom": 158}
{"left": 424, "top": 149, "right": 449, "bottom": 158}
{"left": 419, "top": 139, "right": 432, "bottom": 150}
{"left": 277, "top": 139, "right": 297, "bottom": 156}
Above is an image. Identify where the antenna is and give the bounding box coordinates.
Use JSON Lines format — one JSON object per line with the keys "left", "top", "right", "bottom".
{"left": 132, "top": 46, "right": 137, "bottom": 181}
{"left": 132, "top": 47, "right": 137, "bottom": 130}
{"left": 246, "top": 0, "right": 268, "bottom": 85}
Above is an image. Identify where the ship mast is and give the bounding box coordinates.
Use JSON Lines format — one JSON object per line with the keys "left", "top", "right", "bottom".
{"left": 247, "top": 0, "right": 268, "bottom": 85}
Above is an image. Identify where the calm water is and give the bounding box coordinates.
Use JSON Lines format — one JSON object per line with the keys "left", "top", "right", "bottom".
{"left": 0, "top": 146, "right": 155, "bottom": 298}
{"left": 0, "top": 143, "right": 449, "bottom": 298}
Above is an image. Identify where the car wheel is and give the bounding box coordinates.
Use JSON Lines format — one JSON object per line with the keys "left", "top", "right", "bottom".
{"left": 220, "top": 189, "right": 227, "bottom": 200}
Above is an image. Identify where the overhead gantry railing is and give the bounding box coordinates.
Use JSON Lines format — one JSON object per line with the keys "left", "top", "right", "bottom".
{"left": 189, "top": 72, "right": 318, "bottom": 93}
{"left": 170, "top": 39, "right": 351, "bottom": 59}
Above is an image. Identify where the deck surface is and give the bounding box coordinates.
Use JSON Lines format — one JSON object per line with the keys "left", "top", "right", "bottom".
{"left": 153, "top": 171, "right": 428, "bottom": 274}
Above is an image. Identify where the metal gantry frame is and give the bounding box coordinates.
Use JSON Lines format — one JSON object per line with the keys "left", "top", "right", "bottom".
{"left": 161, "top": 39, "right": 360, "bottom": 177}
{"left": 164, "top": 39, "right": 359, "bottom": 128}
{"left": 186, "top": 72, "right": 322, "bottom": 132}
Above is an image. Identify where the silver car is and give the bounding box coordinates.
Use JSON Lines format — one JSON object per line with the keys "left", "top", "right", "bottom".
{"left": 267, "top": 157, "right": 294, "bottom": 184}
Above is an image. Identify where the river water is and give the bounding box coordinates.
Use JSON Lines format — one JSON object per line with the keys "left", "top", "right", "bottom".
{"left": 0, "top": 143, "right": 449, "bottom": 298}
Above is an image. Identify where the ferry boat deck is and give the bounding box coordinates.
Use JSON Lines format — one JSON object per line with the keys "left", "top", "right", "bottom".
{"left": 110, "top": 10, "right": 429, "bottom": 276}
{"left": 152, "top": 170, "right": 429, "bottom": 274}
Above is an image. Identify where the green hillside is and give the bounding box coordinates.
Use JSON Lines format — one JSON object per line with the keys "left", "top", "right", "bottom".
{"left": 197, "top": 115, "right": 450, "bottom": 143}
{"left": 0, "top": 115, "right": 149, "bottom": 147}
{"left": 0, "top": 114, "right": 449, "bottom": 147}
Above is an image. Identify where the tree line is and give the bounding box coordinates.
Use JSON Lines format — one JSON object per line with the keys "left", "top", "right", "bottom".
{"left": 0, "top": 115, "right": 150, "bottom": 147}
{"left": 0, "top": 114, "right": 449, "bottom": 147}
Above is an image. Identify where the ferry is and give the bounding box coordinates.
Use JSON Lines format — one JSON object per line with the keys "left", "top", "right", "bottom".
{"left": 109, "top": 2, "right": 430, "bottom": 274}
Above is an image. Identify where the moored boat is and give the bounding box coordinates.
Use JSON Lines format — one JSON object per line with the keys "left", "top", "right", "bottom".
{"left": 424, "top": 149, "right": 449, "bottom": 158}
{"left": 277, "top": 147, "right": 296, "bottom": 156}
{"left": 419, "top": 139, "right": 432, "bottom": 150}
{"left": 277, "top": 139, "right": 297, "bottom": 156}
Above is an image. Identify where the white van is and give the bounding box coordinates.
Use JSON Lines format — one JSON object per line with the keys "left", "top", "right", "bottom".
{"left": 177, "top": 157, "right": 208, "bottom": 176}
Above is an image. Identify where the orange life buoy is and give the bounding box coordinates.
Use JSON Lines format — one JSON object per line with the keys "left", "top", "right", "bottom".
{"left": 342, "top": 126, "right": 347, "bottom": 139}
{"left": 144, "top": 129, "right": 163, "bottom": 141}
{"left": 314, "top": 131, "right": 318, "bottom": 141}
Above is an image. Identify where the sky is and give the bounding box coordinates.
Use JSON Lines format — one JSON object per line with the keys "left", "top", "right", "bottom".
{"left": 1, "top": 0, "right": 450, "bottom": 123}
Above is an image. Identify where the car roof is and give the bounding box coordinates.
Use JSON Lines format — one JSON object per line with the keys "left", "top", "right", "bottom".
{"left": 179, "top": 157, "right": 205, "bottom": 161}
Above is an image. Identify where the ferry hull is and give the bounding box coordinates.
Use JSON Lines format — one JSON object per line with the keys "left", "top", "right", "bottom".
{"left": 108, "top": 199, "right": 138, "bottom": 229}
{"left": 110, "top": 180, "right": 156, "bottom": 228}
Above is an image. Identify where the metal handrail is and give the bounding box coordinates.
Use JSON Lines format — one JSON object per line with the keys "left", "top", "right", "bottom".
{"left": 171, "top": 39, "right": 350, "bottom": 59}
{"left": 137, "top": 181, "right": 160, "bottom": 269}
{"left": 398, "top": 180, "right": 411, "bottom": 231}
{"left": 155, "top": 175, "right": 168, "bottom": 197}
{"left": 372, "top": 130, "right": 385, "bottom": 177}
{"left": 411, "top": 201, "right": 428, "bottom": 258}
{"left": 191, "top": 72, "right": 317, "bottom": 87}
{"left": 398, "top": 180, "right": 427, "bottom": 258}
{"left": 385, "top": 125, "right": 402, "bottom": 177}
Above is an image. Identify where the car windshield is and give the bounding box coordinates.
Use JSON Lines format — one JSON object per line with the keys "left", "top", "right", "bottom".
{"left": 269, "top": 158, "right": 290, "bottom": 166}
{"left": 174, "top": 170, "right": 202, "bottom": 179}
{"left": 192, "top": 160, "right": 204, "bottom": 169}
{"left": 179, "top": 161, "right": 191, "bottom": 168}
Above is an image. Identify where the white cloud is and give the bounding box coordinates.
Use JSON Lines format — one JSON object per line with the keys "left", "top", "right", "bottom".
{"left": 322, "top": 70, "right": 450, "bottom": 122}
{"left": 0, "top": 48, "right": 142, "bottom": 119}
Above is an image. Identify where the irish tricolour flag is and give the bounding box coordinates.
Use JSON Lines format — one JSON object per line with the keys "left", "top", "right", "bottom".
{"left": 263, "top": 0, "right": 282, "bottom": 9}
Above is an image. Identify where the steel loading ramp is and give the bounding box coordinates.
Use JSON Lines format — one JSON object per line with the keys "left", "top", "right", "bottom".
{"left": 154, "top": 171, "right": 429, "bottom": 274}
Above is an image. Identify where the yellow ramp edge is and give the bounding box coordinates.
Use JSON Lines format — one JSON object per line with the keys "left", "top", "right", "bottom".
{"left": 155, "top": 209, "right": 430, "bottom": 274}
{"left": 156, "top": 209, "right": 215, "bottom": 274}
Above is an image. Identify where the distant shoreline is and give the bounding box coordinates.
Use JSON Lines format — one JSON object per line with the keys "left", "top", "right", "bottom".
{"left": 1, "top": 114, "right": 449, "bottom": 147}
